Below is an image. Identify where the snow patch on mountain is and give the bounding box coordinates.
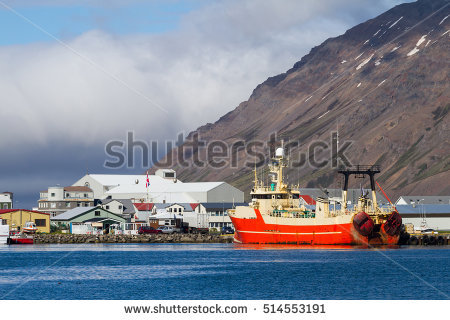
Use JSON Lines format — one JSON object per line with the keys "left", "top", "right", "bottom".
{"left": 416, "top": 35, "right": 427, "bottom": 46}
{"left": 356, "top": 54, "right": 374, "bottom": 70}
{"left": 407, "top": 47, "right": 420, "bottom": 56}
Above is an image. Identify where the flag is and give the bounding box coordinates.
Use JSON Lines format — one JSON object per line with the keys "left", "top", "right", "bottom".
{"left": 146, "top": 170, "right": 150, "bottom": 188}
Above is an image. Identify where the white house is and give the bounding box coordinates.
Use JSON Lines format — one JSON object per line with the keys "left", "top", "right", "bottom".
{"left": 0, "top": 192, "right": 13, "bottom": 209}
{"left": 195, "top": 202, "right": 248, "bottom": 230}
{"left": 38, "top": 186, "right": 94, "bottom": 217}
{"left": 98, "top": 199, "right": 136, "bottom": 216}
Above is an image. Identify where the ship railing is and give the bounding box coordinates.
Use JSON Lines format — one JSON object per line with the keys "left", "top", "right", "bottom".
{"left": 270, "top": 209, "right": 315, "bottom": 219}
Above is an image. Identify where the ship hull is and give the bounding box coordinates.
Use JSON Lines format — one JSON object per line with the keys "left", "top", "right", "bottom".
{"left": 230, "top": 209, "right": 399, "bottom": 245}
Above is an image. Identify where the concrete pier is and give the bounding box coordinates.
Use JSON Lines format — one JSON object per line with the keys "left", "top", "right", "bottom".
{"left": 399, "top": 233, "right": 450, "bottom": 246}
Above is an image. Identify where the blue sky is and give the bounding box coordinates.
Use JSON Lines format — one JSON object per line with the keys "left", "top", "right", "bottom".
{"left": 0, "top": 0, "right": 411, "bottom": 208}
{"left": 0, "top": 1, "right": 201, "bottom": 45}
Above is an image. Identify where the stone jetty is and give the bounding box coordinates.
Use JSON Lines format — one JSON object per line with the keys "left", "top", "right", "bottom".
{"left": 33, "top": 233, "right": 234, "bottom": 244}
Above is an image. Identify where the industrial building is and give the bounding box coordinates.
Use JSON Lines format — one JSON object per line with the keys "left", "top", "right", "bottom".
{"left": 0, "top": 209, "right": 50, "bottom": 233}
{"left": 396, "top": 204, "right": 450, "bottom": 231}
{"left": 395, "top": 196, "right": 450, "bottom": 205}
{"left": 72, "top": 169, "right": 244, "bottom": 203}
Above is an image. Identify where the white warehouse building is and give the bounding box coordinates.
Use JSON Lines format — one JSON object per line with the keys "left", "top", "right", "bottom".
{"left": 72, "top": 169, "right": 244, "bottom": 203}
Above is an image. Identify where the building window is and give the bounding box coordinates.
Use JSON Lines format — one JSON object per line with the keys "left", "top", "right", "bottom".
{"left": 66, "top": 202, "right": 71, "bottom": 208}
{"left": 51, "top": 203, "right": 56, "bottom": 208}
{"left": 84, "top": 203, "right": 89, "bottom": 207}
{"left": 77, "top": 203, "right": 81, "bottom": 207}
{"left": 35, "top": 219, "right": 46, "bottom": 227}
{"left": 66, "top": 193, "right": 69, "bottom": 197}
{"left": 118, "top": 205, "right": 122, "bottom": 210}
{"left": 2, "top": 219, "right": 7, "bottom": 225}
{"left": 95, "top": 211, "right": 100, "bottom": 216}
{"left": 84, "top": 193, "right": 88, "bottom": 198}
{"left": 51, "top": 193, "right": 55, "bottom": 197}
{"left": 105, "top": 205, "right": 110, "bottom": 210}
{"left": 164, "top": 172, "right": 175, "bottom": 178}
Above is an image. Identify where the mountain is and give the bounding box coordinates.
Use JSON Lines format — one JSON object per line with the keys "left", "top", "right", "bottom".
{"left": 152, "top": 0, "right": 450, "bottom": 200}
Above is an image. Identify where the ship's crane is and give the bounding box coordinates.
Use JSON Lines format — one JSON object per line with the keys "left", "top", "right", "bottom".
{"left": 338, "top": 165, "right": 381, "bottom": 211}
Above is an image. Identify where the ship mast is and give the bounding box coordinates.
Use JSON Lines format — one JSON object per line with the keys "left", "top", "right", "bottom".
{"left": 253, "top": 162, "right": 258, "bottom": 189}
{"left": 269, "top": 142, "right": 288, "bottom": 192}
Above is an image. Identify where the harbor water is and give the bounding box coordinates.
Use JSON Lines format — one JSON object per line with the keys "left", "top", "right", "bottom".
{"left": 0, "top": 244, "right": 449, "bottom": 300}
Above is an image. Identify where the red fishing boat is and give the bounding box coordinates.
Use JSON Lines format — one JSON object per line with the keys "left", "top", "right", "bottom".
{"left": 8, "top": 232, "right": 34, "bottom": 244}
{"left": 228, "top": 147, "right": 401, "bottom": 245}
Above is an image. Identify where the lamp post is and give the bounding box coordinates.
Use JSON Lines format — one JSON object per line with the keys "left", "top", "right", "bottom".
{"left": 418, "top": 199, "right": 426, "bottom": 230}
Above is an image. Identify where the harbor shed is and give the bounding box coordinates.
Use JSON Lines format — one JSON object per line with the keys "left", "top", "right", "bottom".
{"left": 51, "top": 206, "right": 127, "bottom": 233}
{"left": 0, "top": 209, "right": 50, "bottom": 233}
{"left": 395, "top": 196, "right": 450, "bottom": 205}
{"left": 396, "top": 204, "right": 450, "bottom": 231}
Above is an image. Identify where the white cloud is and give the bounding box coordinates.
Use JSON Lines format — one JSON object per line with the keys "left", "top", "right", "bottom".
{"left": 0, "top": 0, "right": 409, "bottom": 150}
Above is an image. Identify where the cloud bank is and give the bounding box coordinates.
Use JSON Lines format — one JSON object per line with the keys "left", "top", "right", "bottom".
{"left": 0, "top": 0, "right": 410, "bottom": 206}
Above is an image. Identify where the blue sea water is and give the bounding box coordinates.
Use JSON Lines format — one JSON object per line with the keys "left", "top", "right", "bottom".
{"left": 0, "top": 244, "right": 449, "bottom": 300}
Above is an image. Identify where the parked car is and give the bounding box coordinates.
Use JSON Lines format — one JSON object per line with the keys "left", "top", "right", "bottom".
{"left": 138, "top": 226, "right": 162, "bottom": 234}
{"left": 221, "top": 226, "right": 234, "bottom": 234}
{"left": 157, "top": 226, "right": 180, "bottom": 234}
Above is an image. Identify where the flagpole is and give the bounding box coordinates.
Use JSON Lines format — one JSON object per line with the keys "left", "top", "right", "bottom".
{"left": 146, "top": 170, "right": 150, "bottom": 204}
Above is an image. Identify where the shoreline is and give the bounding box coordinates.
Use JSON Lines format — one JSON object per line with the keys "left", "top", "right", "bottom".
{"left": 33, "top": 233, "right": 234, "bottom": 244}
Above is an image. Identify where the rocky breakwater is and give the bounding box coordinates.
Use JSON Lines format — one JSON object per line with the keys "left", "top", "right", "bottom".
{"left": 34, "top": 233, "right": 234, "bottom": 244}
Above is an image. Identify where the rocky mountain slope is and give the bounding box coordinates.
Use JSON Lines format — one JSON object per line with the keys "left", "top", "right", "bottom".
{"left": 153, "top": 0, "right": 450, "bottom": 199}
